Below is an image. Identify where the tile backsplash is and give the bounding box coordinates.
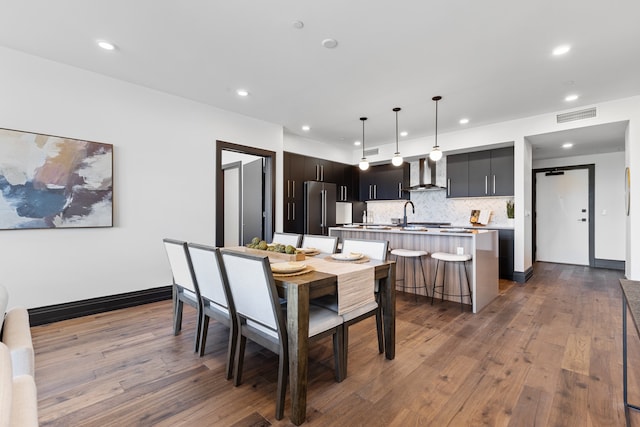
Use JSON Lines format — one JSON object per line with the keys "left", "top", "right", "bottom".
{"left": 364, "top": 191, "right": 514, "bottom": 226}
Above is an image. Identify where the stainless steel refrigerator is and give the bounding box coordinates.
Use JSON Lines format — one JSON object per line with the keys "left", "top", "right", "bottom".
{"left": 304, "top": 181, "right": 336, "bottom": 235}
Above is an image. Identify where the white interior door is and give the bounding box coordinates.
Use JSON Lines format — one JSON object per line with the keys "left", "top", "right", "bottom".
{"left": 536, "top": 168, "right": 589, "bottom": 265}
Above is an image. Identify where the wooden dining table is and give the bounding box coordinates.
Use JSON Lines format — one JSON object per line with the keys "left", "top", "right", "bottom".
{"left": 274, "top": 256, "right": 396, "bottom": 426}
{"left": 226, "top": 247, "right": 396, "bottom": 426}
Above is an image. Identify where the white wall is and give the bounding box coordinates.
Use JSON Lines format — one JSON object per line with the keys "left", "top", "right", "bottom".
{"left": 283, "top": 131, "right": 353, "bottom": 164}
{"left": 533, "top": 151, "right": 625, "bottom": 261}
{"left": 0, "top": 47, "right": 284, "bottom": 309}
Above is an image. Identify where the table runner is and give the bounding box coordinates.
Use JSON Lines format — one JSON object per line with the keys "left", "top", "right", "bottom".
{"left": 303, "top": 257, "right": 375, "bottom": 315}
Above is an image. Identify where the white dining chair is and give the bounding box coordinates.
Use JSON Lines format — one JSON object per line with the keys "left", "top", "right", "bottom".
{"left": 221, "top": 250, "right": 345, "bottom": 420}
{"left": 163, "top": 238, "right": 201, "bottom": 353}
{"left": 271, "top": 232, "right": 302, "bottom": 248}
{"left": 312, "top": 238, "right": 388, "bottom": 376}
{"left": 187, "top": 243, "right": 238, "bottom": 379}
{"left": 301, "top": 234, "right": 338, "bottom": 254}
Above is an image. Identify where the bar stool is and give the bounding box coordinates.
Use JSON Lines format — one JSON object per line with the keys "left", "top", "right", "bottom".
{"left": 390, "top": 248, "right": 429, "bottom": 300}
{"left": 430, "top": 252, "right": 472, "bottom": 312}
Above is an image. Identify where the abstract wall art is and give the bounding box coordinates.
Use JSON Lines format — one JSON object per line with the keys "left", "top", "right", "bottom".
{"left": 0, "top": 128, "right": 113, "bottom": 230}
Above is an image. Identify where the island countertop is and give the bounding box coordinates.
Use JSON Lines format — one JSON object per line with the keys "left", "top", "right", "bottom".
{"left": 329, "top": 226, "right": 499, "bottom": 313}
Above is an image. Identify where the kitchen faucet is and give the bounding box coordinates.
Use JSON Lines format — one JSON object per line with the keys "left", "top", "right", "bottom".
{"left": 403, "top": 201, "right": 415, "bottom": 227}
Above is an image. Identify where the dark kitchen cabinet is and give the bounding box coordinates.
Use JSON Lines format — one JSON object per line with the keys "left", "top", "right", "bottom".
{"left": 283, "top": 152, "right": 305, "bottom": 233}
{"left": 498, "top": 228, "right": 515, "bottom": 280}
{"left": 283, "top": 152, "right": 357, "bottom": 231}
{"left": 359, "top": 163, "right": 409, "bottom": 201}
{"left": 336, "top": 164, "right": 359, "bottom": 201}
{"left": 490, "top": 147, "right": 515, "bottom": 196}
{"left": 305, "top": 156, "right": 337, "bottom": 183}
{"left": 446, "top": 147, "right": 513, "bottom": 198}
{"left": 446, "top": 153, "right": 469, "bottom": 198}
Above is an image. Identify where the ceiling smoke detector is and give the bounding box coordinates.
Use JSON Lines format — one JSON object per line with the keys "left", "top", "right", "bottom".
{"left": 322, "top": 38, "right": 338, "bottom": 49}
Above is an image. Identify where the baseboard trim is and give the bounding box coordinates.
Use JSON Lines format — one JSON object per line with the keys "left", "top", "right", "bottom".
{"left": 513, "top": 267, "right": 534, "bottom": 284}
{"left": 594, "top": 258, "right": 625, "bottom": 271}
{"left": 28, "top": 286, "right": 173, "bottom": 326}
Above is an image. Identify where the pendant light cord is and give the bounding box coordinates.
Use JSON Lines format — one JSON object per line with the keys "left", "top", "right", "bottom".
{"left": 394, "top": 108, "right": 400, "bottom": 152}
{"left": 432, "top": 96, "right": 442, "bottom": 149}
{"left": 361, "top": 117, "right": 367, "bottom": 157}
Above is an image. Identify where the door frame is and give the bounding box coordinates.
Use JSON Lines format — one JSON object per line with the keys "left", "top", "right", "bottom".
{"left": 532, "top": 163, "right": 595, "bottom": 266}
{"left": 216, "top": 140, "right": 275, "bottom": 248}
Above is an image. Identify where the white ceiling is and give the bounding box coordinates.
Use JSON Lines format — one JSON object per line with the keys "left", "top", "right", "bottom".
{"left": 0, "top": 1, "right": 638, "bottom": 159}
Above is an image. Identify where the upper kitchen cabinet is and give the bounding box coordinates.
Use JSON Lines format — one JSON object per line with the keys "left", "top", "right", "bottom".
{"left": 337, "top": 164, "right": 359, "bottom": 201}
{"left": 283, "top": 152, "right": 305, "bottom": 233}
{"left": 446, "top": 147, "right": 513, "bottom": 198}
{"left": 446, "top": 153, "right": 469, "bottom": 198}
{"left": 304, "top": 156, "right": 337, "bottom": 182}
{"left": 489, "top": 147, "right": 515, "bottom": 196}
{"left": 359, "top": 163, "right": 410, "bottom": 201}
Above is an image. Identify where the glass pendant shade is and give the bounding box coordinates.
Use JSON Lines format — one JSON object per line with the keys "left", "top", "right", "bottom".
{"left": 429, "top": 147, "right": 442, "bottom": 161}
{"left": 392, "top": 153, "right": 403, "bottom": 166}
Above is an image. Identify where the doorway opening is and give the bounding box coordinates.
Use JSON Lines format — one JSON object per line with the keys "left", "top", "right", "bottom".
{"left": 215, "top": 140, "right": 275, "bottom": 248}
{"left": 532, "top": 164, "right": 595, "bottom": 266}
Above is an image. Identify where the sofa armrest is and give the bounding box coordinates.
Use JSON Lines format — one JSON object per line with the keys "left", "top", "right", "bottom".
{"left": 1, "top": 343, "right": 38, "bottom": 427}
{"left": 2, "top": 308, "right": 34, "bottom": 377}
{"left": 11, "top": 375, "right": 38, "bottom": 427}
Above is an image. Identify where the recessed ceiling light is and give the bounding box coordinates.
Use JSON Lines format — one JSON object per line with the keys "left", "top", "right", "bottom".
{"left": 236, "top": 89, "right": 249, "bottom": 97}
{"left": 301, "top": 125, "right": 310, "bottom": 131}
{"left": 321, "top": 38, "right": 338, "bottom": 49}
{"left": 459, "top": 118, "right": 469, "bottom": 124}
{"left": 292, "top": 20, "right": 304, "bottom": 29}
{"left": 97, "top": 40, "right": 116, "bottom": 51}
{"left": 565, "top": 94, "right": 579, "bottom": 102}
{"left": 562, "top": 142, "right": 574, "bottom": 149}
{"left": 354, "top": 140, "right": 361, "bottom": 146}
{"left": 553, "top": 45, "right": 571, "bottom": 56}
{"left": 400, "top": 131, "right": 408, "bottom": 137}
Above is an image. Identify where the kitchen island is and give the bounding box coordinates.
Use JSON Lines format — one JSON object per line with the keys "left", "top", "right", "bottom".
{"left": 329, "top": 226, "right": 499, "bottom": 313}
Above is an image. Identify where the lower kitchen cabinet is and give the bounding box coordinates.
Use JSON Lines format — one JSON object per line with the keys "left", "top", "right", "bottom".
{"left": 498, "top": 228, "right": 515, "bottom": 280}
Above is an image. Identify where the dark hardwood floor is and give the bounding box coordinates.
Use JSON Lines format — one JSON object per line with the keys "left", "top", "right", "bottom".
{"left": 32, "top": 262, "right": 636, "bottom": 426}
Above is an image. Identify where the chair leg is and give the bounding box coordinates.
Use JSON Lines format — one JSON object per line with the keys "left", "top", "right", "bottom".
{"left": 464, "top": 261, "right": 472, "bottom": 310}
{"left": 225, "top": 322, "right": 238, "bottom": 380}
{"left": 419, "top": 256, "right": 429, "bottom": 297}
{"left": 275, "top": 349, "right": 288, "bottom": 420}
{"left": 173, "top": 299, "right": 183, "bottom": 335}
{"left": 431, "top": 260, "right": 440, "bottom": 305}
{"left": 333, "top": 325, "right": 346, "bottom": 382}
{"left": 198, "top": 313, "right": 209, "bottom": 357}
{"left": 233, "top": 335, "right": 247, "bottom": 387}
{"left": 458, "top": 262, "right": 465, "bottom": 312}
{"left": 194, "top": 305, "right": 202, "bottom": 353}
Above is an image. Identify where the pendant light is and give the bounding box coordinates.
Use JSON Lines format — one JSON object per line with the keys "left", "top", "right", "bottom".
{"left": 429, "top": 96, "right": 443, "bottom": 162}
{"left": 391, "top": 107, "right": 403, "bottom": 166}
{"left": 358, "top": 117, "right": 369, "bottom": 171}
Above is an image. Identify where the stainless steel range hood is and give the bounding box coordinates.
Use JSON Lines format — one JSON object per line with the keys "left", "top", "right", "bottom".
{"left": 407, "top": 158, "right": 447, "bottom": 191}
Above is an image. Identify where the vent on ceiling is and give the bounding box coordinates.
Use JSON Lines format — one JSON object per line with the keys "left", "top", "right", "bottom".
{"left": 364, "top": 148, "right": 379, "bottom": 156}
{"left": 556, "top": 107, "right": 597, "bottom": 123}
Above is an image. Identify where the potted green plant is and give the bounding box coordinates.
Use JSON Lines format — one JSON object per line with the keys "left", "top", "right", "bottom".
{"left": 506, "top": 200, "right": 515, "bottom": 225}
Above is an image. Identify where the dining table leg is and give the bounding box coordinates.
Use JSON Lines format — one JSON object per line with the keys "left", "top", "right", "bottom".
{"left": 381, "top": 261, "right": 396, "bottom": 360}
{"left": 287, "top": 282, "right": 310, "bottom": 426}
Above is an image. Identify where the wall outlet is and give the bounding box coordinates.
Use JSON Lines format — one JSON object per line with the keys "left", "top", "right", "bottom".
{"left": 456, "top": 247, "right": 464, "bottom": 255}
